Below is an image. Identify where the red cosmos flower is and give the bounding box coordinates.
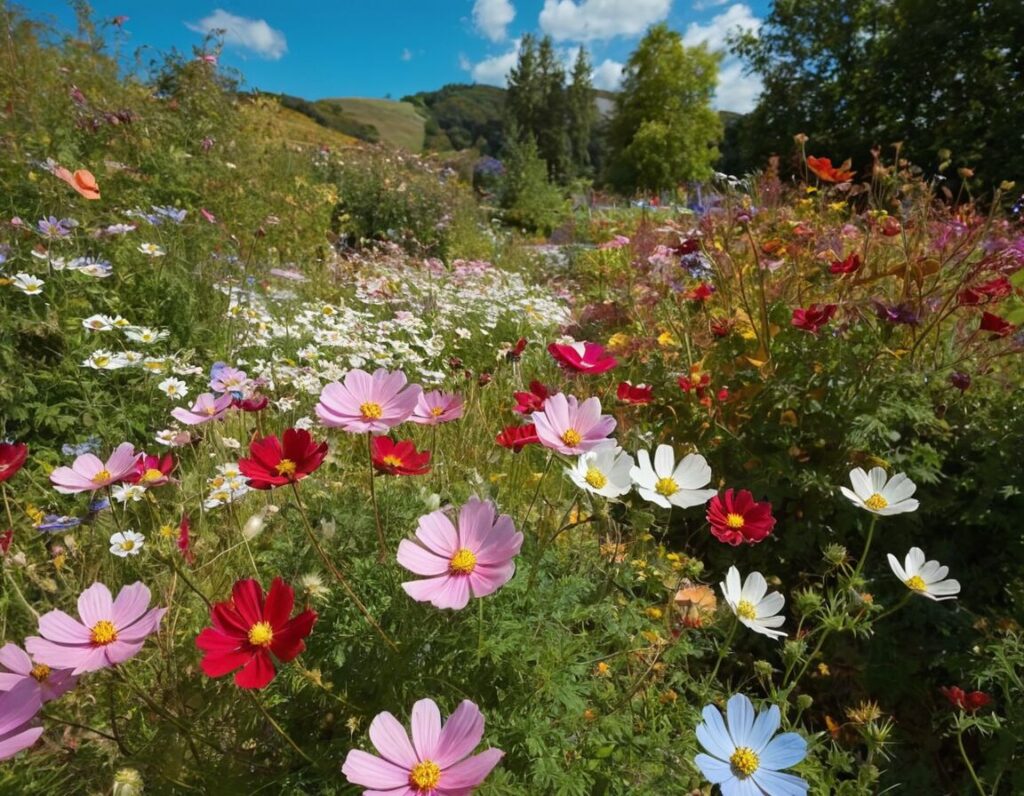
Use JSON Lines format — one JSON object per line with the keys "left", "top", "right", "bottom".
{"left": 371, "top": 437, "right": 431, "bottom": 476}
{"left": 880, "top": 216, "right": 902, "bottom": 237}
{"left": 940, "top": 686, "right": 992, "bottom": 713}
{"left": 547, "top": 342, "right": 618, "bottom": 375}
{"left": 126, "top": 454, "right": 175, "bottom": 488}
{"left": 196, "top": 577, "right": 317, "bottom": 690}
{"left": 0, "top": 528, "right": 12, "bottom": 556}
{"left": 0, "top": 442, "right": 28, "bottom": 483}
{"left": 617, "top": 381, "right": 653, "bottom": 405}
{"left": 792, "top": 303, "right": 837, "bottom": 334}
{"left": 959, "top": 275, "right": 1012, "bottom": 306}
{"left": 496, "top": 424, "right": 539, "bottom": 452}
{"left": 678, "top": 366, "right": 711, "bottom": 398}
{"left": 233, "top": 394, "right": 269, "bottom": 413}
{"left": 239, "top": 428, "right": 328, "bottom": 489}
{"left": 806, "top": 156, "right": 855, "bottom": 183}
{"left": 178, "top": 514, "right": 195, "bottom": 566}
{"left": 673, "top": 238, "right": 700, "bottom": 256}
{"left": 513, "top": 380, "right": 551, "bottom": 414}
{"left": 710, "top": 318, "right": 733, "bottom": 338}
{"left": 686, "top": 283, "right": 715, "bottom": 302}
{"left": 707, "top": 489, "right": 776, "bottom": 545}
{"left": 504, "top": 337, "right": 527, "bottom": 363}
{"left": 829, "top": 253, "right": 861, "bottom": 275}
{"left": 979, "top": 311, "right": 1016, "bottom": 338}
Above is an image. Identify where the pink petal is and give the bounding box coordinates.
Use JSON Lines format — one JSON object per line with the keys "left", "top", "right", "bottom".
{"left": 69, "top": 645, "right": 114, "bottom": 675}
{"left": 415, "top": 511, "right": 458, "bottom": 557}
{"left": 0, "top": 643, "right": 32, "bottom": 676}
{"left": 36, "top": 610, "right": 91, "bottom": 643}
{"left": 111, "top": 582, "right": 152, "bottom": 627}
{"left": 441, "top": 748, "right": 504, "bottom": 789}
{"left": 344, "top": 369, "right": 375, "bottom": 402}
{"left": 368, "top": 711, "right": 418, "bottom": 769}
{"left": 433, "top": 700, "right": 484, "bottom": 768}
{"left": 70, "top": 453, "right": 104, "bottom": 478}
{"left": 106, "top": 442, "right": 140, "bottom": 478}
{"left": 397, "top": 540, "right": 451, "bottom": 576}
{"left": 102, "top": 640, "right": 145, "bottom": 667}
{"left": 410, "top": 698, "right": 442, "bottom": 761}
{"left": 77, "top": 582, "right": 114, "bottom": 626}
{"left": 457, "top": 497, "right": 495, "bottom": 551}
{"left": 342, "top": 749, "right": 411, "bottom": 789}
{"left": 0, "top": 673, "right": 27, "bottom": 691}
{"left": 0, "top": 726, "right": 44, "bottom": 761}
{"left": 468, "top": 563, "right": 515, "bottom": 598}
{"left": 0, "top": 680, "right": 42, "bottom": 735}
{"left": 119, "top": 607, "right": 166, "bottom": 642}
{"left": 49, "top": 466, "right": 99, "bottom": 493}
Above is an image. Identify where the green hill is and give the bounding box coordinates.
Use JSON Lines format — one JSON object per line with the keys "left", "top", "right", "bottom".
{"left": 317, "top": 97, "right": 426, "bottom": 152}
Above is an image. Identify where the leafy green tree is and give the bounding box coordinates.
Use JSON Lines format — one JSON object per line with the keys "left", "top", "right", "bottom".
{"left": 606, "top": 24, "right": 722, "bottom": 193}
{"left": 566, "top": 47, "right": 596, "bottom": 177}
{"left": 500, "top": 121, "right": 567, "bottom": 232}
{"left": 535, "top": 35, "right": 569, "bottom": 181}
{"left": 505, "top": 34, "right": 540, "bottom": 144}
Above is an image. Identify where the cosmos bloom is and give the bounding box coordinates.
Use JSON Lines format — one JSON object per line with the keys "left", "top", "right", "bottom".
{"left": 496, "top": 423, "right": 539, "bottom": 452}
{"left": 50, "top": 442, "right": 140, "bottom": 494}
{"left": 791, "top": 303, "right": 837, "bottom": 334}
{"left": 547, "top": 341, "right": 618, "bottom": 375}
{"left": 940, "top": 686, "right": 991, "bottom": 713}
{"left": 840, "top": 467, "right": 919, "bottom": 515}
{"left": 707, "top": 490, "right": 776, "bottom": 545}
{"left": 11, "top": 273, "right": 44, "bottom": 295}
{"left": 53, "top": 166, "right": 100, "bottom": 200}
{"left": 170, "top": 393, "right": 234, "bottom": 426}
{"left": 0, "top": 442, "right": 28, "bottom": 483}
{"left": 533, "top": 393, "right": 616, "bottom": 456}
{"left": 806, "top": 156, "right": 854, "bottom": 183}
{"left": 398, "top": 497, "right": 523, "bottom": 610}
{"left": 685, "top": 282, "right": 715, "bottom": 302}
{"left": 26, "top": 582, "right": 166, "bottom": 674}
{"left": 410, "top": 390, "right": 464, "bottom": 425}
{"left": 125, "top": 453, "right": 175, "bottom": 487}
{"left": 372, "top": 437, "right": 432, "bottom": 476}
{"left": 630, "top": 445, "right": 716, "bottom": 509}
{"left": 195, "top": 577, "right": 317, "bottom": 690}
{"left": 887, "top": 548, "right": 960, "bottom": 601}
{"left": 958, "top": 275, "right": 1012, "bottom": 306}
{"left": 342, "top": 699, "right": 504, "bottom": 795}
{"left": 720, "top": 567, "right": 787, "bottom": 640}
{"left": 694, "top": 693, "right": 808, "bottom": 796}
{"left": 0, "top": 680, "right": 44, "bottom": 762}
{"left": 177, "top": 514, "right": 195, "bottom": 566}
{"left": 616, "top": 381, "right": 653, "bottom": 405}
{"left": 979, "top": 311, "right": 1016, "bottom": 338}
{"left": 512, "top": 380, "right": 551, "bottom": 414}
{"left": 829, "top": 253, "right": 861, "bottom": 275}
{"left": 0, "top": 642, "right": 77, "bottom": 703}
{"left": 566, "top": 448, "right": 634, "bottom": 499}
{"left": 109, "top": 531, "right": 145, "bottom": 558}
{"left": 208, "top": 364, "right": 248, "bottom": 394}
{"left": 678, "top": 366, "right": 711, "bottom": 397}
{"left": 238, "top": 428, "right": 328, "bottom": 489}
{"left": 316, "top": 368, "right": 422, "bottom": 434}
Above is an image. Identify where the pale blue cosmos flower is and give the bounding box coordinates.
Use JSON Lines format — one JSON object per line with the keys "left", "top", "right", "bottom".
{"left": 695, "top": 693, "right": 808, "bottom": 795}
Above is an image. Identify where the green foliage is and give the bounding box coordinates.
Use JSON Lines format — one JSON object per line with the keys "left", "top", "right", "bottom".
{"left": 275, "top": 93, "right": 382, "bottom": 142}
{"left": 498, "top": 130, "right": 568, "bottom": 234}
{"left": 405, "top": 84, "right": 508, "bottom": 155}
{"left": 567, "top": 48, "right": 597, "bottom": 179}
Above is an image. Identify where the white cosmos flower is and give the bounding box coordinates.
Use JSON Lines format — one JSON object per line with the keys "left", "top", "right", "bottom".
{"left": 887, "top": 547, "right": 960, "bottom": 601}
{"left": 138, "top": 243, "right": 165, "bottom": 257}
{"left": 158, "top": 378, "right": 188, "bottom": 399}
{"left": 630, "top": 444, "right": 717, "bottom": 509}
{"left": 124, "top": 327, "right": 168, "bottom": 344}
{"left": 567, "top": 447, "right": 635, "bottom": 499}
{"left": 840, "top": 467, "right": 919, "bottom": 515}
{"left": 720, "top": 566, "right": 787, "bottom": 639}
{"left": 111, "top": 484, "right": 147, "bottom": 503}
{"left": 82, "top": 350, "right": 130, "bottom": 370}
{"left": 109, "top": 530, "right": 145, "bottom": 557}
{"left": 12, "top": 273, "right": 44, "bottom": 295}
{"left": 82, "top": 314, "right": 116, "bottom": 331}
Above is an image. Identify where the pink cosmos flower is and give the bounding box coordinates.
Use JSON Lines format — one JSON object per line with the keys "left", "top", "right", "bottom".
{"left": 398, "top": 497, "right": 523, "bottom": 611}
{"left": 316, "top": 368, "right": 422, "bottom": 434}
{"left": 26, "top": 582, "right": 166, "bottom": 675}
{"left": 209, "top": 365, "right": 248, "bottom": 394}
{"left": 0, "top": 643, "right": 77, "bottom": 703}
{"left": 49, "top": 442, "right": 140, "bottom": 494}
{"left": 0, "top": 680, "right": 44, "bottom": 762}
{"left": 410, "top": 390, "right": 464, "bottom": 426}
{"left": 171, "top": 392, "right": 234, "bottom": 425}
{"left": 342, "top": 698, "right": 504, "bottom": 795}
{"left": 533, "top": 392, "right": 617, "bottom": 456}
{"left": 547, "top": 341, "right": 618, "bottom": 374}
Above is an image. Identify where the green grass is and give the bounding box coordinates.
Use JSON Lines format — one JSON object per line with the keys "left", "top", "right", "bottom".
{"left": 320, "top": 97, "right": 426, "bottom": 152}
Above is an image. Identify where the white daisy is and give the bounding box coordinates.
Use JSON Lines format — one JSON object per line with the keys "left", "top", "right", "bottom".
{"left": 82, "top": 350, "right": 130, "bottom": 370}
{"left": 630, "top": 444, "right": 717, "bottom": 509}
{"left": 566, "top": 447, "right": 635, "bottom": 499}
{"left": 138, "top": 243, "right": 166, "bottom": 257}
{"left": 123, "top": 326, "right": 169, "bottom": 344}
{"left": 840, "top": 467, "right": 919, "bottom": 515}
{"left": 720, "top": 566, "right": 787, "bottom": 639}
{"left": 158, "top": 377, "right": 187, "bottom": 398}
{"left": 109, "top": 530, "right": 145, "bottom": 557}
{"left": 141, "top": 357, "right": 168, "bottom": 373}
{"left": 12, "top": 273, "right": 44, "bottom": 295}
{"left": 887, "top": 547, "right": 960, "bottom": 601}
{"left": 82, "top": 314, "right": 116, "bottom": 331}
{"left": 111, "top": 484, "right": 147, "bottom": 503}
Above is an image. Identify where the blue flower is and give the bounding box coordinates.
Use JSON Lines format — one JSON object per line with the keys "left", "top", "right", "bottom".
{"left": 36, "top": 514, "right": 82, "bottom": 533}
{"left": 695, "top": 693, "right": 808, "bottom": 795}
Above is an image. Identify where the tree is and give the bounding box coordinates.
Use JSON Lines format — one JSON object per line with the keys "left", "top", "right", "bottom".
{"left": 534, "top": 36, "right": 569, "bottom": 181}
{"left": 566, "top": 47, "right": 596, "bottom": 178}
{"left": 505, "top": 34, "right": 540, "bottom": 144}
{"left": 606, "top": 24, "right": 722, "bottom": 194}
{"left": 500, "top": 121, "right": 567, "bottom": 233}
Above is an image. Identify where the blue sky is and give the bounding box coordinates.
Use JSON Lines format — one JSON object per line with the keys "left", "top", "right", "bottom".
{"left": 27, "top": 0, "right": 769, "bottom": 112}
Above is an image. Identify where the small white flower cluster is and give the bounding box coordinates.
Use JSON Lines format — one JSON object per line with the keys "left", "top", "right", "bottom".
{"left": 203, "top": 463, "right": 250, "bottom": 510}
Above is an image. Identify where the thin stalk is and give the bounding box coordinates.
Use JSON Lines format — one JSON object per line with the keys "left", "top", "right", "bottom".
{"left": 851, "top": 514, "right": 879, "bottom": 584}
{"left": 246, "top": 690, "right": 315, "bottom": 766}
{"left": 367, "top": 433, "right": 387, "bottom": 562}
{"left": 707, "top": 616, "right": 738, "bottom": 685}
{"left": 956, "top": 727, "right": 987, "bottom": 796}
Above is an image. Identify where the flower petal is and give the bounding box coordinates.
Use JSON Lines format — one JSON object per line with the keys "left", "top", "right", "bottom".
{"left": 433, "top": 700, "right": 485, "bottom": 768}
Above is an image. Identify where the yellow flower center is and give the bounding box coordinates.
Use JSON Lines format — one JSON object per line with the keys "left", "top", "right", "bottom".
{"left": 94, "top": 356, "right": 110, "bottom": 367}
{"left": 430, "top": 406, "right": 445, "bottom": 416}
{"left": 864, "top": 493, "right": 888, "bottom": 511}
{"left": 409, "top": 760, "right": 442, "bottom": 790}
{"left": 585, "top": 467, "right": 608, "bottom": 489}
{"left": 905, "top": 575, "right": 927, "bottom": 592}
{"left": 90, "top": 620, "right": 118, "bottom": 646}
{"left": 30, "top": 663, "right": 51, "bottom": 682}
{"left": 382, "top": 455, "right": 404, "bottom": 468}
{"left": 360, "top": 402, "right": 383, "bottom": 420}
{"left": 141, "top": 468, "right": 164, "bottom": 484}
{"left": 92, "top": 469, "right": 112, "bottom": 484}
{"left": 121, "top": 539, "right": 135, "bottom": 551}
{"left": 726, "top": 513, "right": 745, "bottom": 529}
{"left": 654, "top": 477, "right": 679, "bottom": 497}
{"left": 248, "top": 621, "right": 274, "bottom": 647}
{"left": 275, "top": 459, "right": 297, "bottom": 476}
{"left": 449, "top": 548, "right": 477, "bottom": 574}
{"left": 561, "top": 428, "right": 582, "bottom": 447}
{"left": 730, "top": 746, "right": 760, "bottom": 778}
{"left": 736, "top": 600, "right": 758, "bottom": 620}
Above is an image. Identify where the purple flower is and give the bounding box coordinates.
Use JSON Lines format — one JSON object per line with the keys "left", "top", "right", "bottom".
{"left": 872, "top": 299, "right": 920, "bottom": 326}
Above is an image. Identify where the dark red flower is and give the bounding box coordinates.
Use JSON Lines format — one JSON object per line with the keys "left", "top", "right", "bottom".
{"left": 710, "top": 318, "right": 733, "bottom": 338}
{"left": 0, "top": 442, "right": 28, "bottom": 483}
{"left": 807, "top": 156, "right": 855, "bottom": 183}
{"left": 233, "top": 394, "right": 269, "bottom": 413}
{"left": 371, "top": 437, "right": 431, "bottom": 476}
{"left": 513, "top": 380, "right": 551, "bottom": 414}
{"left": 617, "top": 381, "right": 653, "bottom": 405}
{"left": 672, "top": 238, "right": 700, "bottom": 256}
{"left": 979, "top": 311, "right": 1016, "bottom": 338}
{"left": 880, "top": 216, "right": 902, "bottom": 237}
{"left": 196, "top": 577, "right": 317, "bottom": 690}
{"left": 940, "top": 686, "right": 992, "bottom": 713}
{"left": 707, "top": 489, "right": 776, "bottom": 545}
{"left": 950, "top": 372, "right": 971, "bottom": 391}
{"left": 678, "top": 368, "right": 711, "bottom": 397}
{"left": 686, "top": 283, "right": 715, "bottom": 302}
{"left": 496, "top": 423, "right": 539, "bottom": 452}
{"left": 792, "top": 303, "right": 837, "bottom": 334}
{"left": 716, "top": 387, "right": 730, "bottom": 402}
{"left": 477, "top": 372, "right": 492, "bottom": 387}
{"left": 829, "top": 253, "right": 861, "bottom": 275}
{"left": 0, "top": 528, "right": 12, "bottom": 556}
{"left": 126, "top": 453, "right": 175, "bottom": 487}
{"left": 959, "top": 276, "right": 1012, "bottom": 306}
{"left": 239, "top": 428, "right": 328, "bottom": 489}
{"left": 505, "top": 337, "right": 527, "bottom": 363}
{"left": 178, "top": 514, "right": 195, "bottom": 566}
{"left": 547, "top": 341, "right": 618, "bottom": 375}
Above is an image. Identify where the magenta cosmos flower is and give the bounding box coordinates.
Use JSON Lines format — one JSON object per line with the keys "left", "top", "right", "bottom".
{"left": 0, "top": 642, "right": 77, "bottom": 703}
{"left": 398, "top": 497, "right": 523, "bottom": 610}
{"left": 316, "top": 368, "right": 422, "bottom": 434}
{"left": 342, "top": 698, "right": 504, "bottom": 795}
{"left": 0, "top": 680, "right": 44, "bottom": 762}
{"left": 26, "top": 582, "right": 166, "bottom": 674}
{"left": 171, "top": 392, "right": 234, "bottom": 425}
{"left": 547, "top": 341, "right": 618, "bottom": 374}
{"left": 533, "top": 392, "right": 616, "bottom": 456}
{"left": 49, "top": 442, "right": 140, "bottom": 494}
{"left": 410, "top": 390, "right": 464, "bottom": 426}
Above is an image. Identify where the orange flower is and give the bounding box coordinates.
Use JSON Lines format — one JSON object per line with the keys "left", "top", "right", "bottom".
{"left": 806, "top": 156, "right": 854, "bottom": 183}
{"left": 54, "top": 167, "right": 100, "bottom": 200}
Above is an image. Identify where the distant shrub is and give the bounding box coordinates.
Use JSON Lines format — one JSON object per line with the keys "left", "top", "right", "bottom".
{"left": 499, "top": 134, "right": 568, "bottom": 234}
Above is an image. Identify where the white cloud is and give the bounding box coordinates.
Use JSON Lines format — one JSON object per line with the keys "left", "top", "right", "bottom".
{"left": 401, "top": 48, "right": 413, "bottom": 61}
{"left": 186, "top": 9, "right": 286, "bottom": 60}
{"left": 592, "top": 58, "right": 624, "bottom": 90}
{"left": 465, "top": 40, "right": 521, "bottom": 86}
{"left": 682, "top": 2, "right": 758, "bottom": 51}
{"left": 682, "top": 4, "right": 762, "bottom": 113}
{"left": 692, "top": 0, "right": 729, "bottom": 10}
{"left": 714, "top": 58, "right": 761, "bottom": 113}
{"left": 473, "top": 0, "right": 517, "bottom": 42}
{"left": 539, "top": 0, "right": 671, "bottom": 42}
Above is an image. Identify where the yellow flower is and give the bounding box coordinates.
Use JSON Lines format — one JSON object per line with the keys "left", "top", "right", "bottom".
{"left": 595, "top": 662, "right": 611, "bottom": 677}
{"left": 159, "top": 524, "right": 175, "bottom": 539}
{"left": 829, "top": 201, "right": 848, "bottom": 211}
{"left": 645, "top": 607, "right": 664, "bottom": 620}
{"left": 657, "top": 331, "right": 677, "bottom": 348}
{"left": 607, "top": 332, "right": 631, "bottom": 352}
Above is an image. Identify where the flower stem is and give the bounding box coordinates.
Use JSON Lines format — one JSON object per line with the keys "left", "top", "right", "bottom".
{"left": 367, "top": 433, "right": 387, "bottom": 562}
{"left": 851, "top": 514, "right": 879, "bottom": 583}
{"left": 956, "top": 727, "right": 987, "bottom": 796}
{"left": 707, "top": 616, "right": 738, "bottom": 685}
{"left": 245, "top": 690, "right": 315, "bottom": 765}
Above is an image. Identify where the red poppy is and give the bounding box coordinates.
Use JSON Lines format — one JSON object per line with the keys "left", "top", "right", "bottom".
{"left": 791, "top": 303, "right": 837, "bottom": 334}
{"left": 0, "top": 442, "right": 28, "bottom": 483}
{"left": 707, "top": 489, "right": 776, "bottom": 545}
{"left": 806, "top": 156, "right": 855, "bottom": 183}
{"left": 686, "top": 283, "right": 715, "bottom": 302}
{"left": 513, "top": 380, "right": 551, "bottom": 414}
{"left": 195, "top": 577, "right": 317, "bottom": 690}
{"left": 178, "top": 514, "right": 195, "bottom": 566}
{"left": 940, "top": 686, "right": 992, "bottom": 713}
{"left": 716, "top": 387, "right": 730, "bottom": 403}
{"left": 234, "top": 394, "right": 269, "bottom": 413}
{"left": 126, "top": 453, "right": 175, "bottom": 487}
{"left": 371, "top": 437, "right": 431, "bottom": 476}
{"left": 496, "top": 423, "right": 539, "bottom": 452}
{"left": 547, "top": 341, "right": 618, "bottom": 375}
{"left": 829, "top": 253, "right": 861, "bottom": 275}
{"left": 979, "top": 311, "right": 1016, "bottom": 338}
{"left": 239, "top": 428, "right": 328, "bottom": 489}
{"left": 617, "top": 381, "right": 653, "bottom": 405}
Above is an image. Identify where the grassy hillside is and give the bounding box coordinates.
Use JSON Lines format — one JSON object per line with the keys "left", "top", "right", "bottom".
{"left": 317, "top": 97, "right": 425, "bottom": 152}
